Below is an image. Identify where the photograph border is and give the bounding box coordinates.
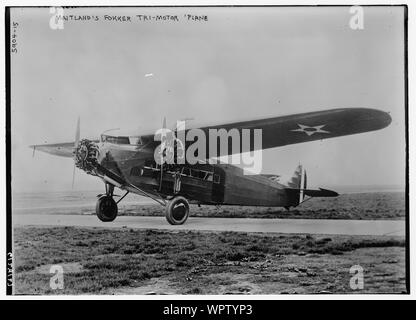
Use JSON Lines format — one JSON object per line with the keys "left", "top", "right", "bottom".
{"left": 4, "top": 3, "right": 410, "bottom": 297}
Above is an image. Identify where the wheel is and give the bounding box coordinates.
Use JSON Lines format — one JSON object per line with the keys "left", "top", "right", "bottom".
{"left": 165, "top": 196, "right": 190, "bottom": 225}
{"left": 96, "top": 195, "right": 118, "bottom": 222}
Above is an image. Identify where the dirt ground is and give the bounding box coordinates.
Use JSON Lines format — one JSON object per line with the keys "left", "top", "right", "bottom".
{"left": 13, "top": 226, "right": 407, "bottom": 295}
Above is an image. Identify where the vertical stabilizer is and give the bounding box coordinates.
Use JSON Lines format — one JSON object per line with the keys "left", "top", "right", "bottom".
{"left": 287, "top": 164, "right": 307, "bottom": 204}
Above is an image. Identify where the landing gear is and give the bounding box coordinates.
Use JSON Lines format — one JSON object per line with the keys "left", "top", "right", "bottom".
{"left": 96, "top": 184, "right": 118, "bottom": 222}
{"left": 165, "top": 196, "right": 189, "bottom": 225}
{"left": 96, "top": 195, "right": 118, "bottom": 222}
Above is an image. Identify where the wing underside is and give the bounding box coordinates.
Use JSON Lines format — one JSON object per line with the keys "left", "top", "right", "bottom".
{"left": 195, "top": 108, "right": 391, "bottom": 156}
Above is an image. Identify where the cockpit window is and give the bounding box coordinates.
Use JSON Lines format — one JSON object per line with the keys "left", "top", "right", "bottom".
{"left": 101, "top": 135, "right": 130, "bottom": 144}
{"left": 101, "top": 134, "right": 151, "bottom": 146}
{"left": 129, "top": 136, "right": 151, "bottom": 146}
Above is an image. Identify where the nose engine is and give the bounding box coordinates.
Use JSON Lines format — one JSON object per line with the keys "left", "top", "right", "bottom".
{"left": 74, "top": 139, "right": 100, "bottom": 175}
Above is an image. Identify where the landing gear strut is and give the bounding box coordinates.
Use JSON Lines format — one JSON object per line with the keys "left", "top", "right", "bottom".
{"left": 96, "top": 184, "right": 118, "bottom": 222}
{"left": 165, "top": 196, "right": 189, "bottom": 225}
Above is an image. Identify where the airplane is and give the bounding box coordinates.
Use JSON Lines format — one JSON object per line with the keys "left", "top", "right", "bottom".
{"left": 30, "top": 108, "right": 392, "bottom": 225}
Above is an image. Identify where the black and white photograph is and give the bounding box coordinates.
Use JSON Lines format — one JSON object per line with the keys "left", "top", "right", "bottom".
{"left": 5, "top": 4, "right": 408, "bottom": 298}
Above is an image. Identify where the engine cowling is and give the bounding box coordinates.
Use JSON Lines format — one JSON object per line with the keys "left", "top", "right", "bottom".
{"left": 74, "top": 139, "right": 100, "bottom": 175}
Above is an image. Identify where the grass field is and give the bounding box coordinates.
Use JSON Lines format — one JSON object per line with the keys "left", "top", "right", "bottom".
{"left": 118, "top": 192, "right": 405, "bottom": 220}
{"left": 13, "top": 226, "right": 406, "bottom": 295}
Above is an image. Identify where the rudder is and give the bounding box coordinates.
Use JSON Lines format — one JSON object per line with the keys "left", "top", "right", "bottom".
{"left": 287, "top": 164, "right": 307, "bottom": 204}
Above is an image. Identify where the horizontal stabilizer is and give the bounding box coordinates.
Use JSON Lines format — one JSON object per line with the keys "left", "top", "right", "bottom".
{"left": 286, "top": 187, "right": 338, "bottom": 198}
{"left": 304, "top": 188, "right": 339, "bottom": 197}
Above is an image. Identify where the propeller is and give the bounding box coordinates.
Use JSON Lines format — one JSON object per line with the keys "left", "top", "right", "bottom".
{"left": 159, "top": 117, "right": 166, "bottom": 191}
{"left": 72, "top": 116, "right": 80, "bottom": 189}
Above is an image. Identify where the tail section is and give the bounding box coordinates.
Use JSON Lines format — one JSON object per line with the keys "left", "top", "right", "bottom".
{"left": 285, "top": 164, "right": 337, "bottom": 207}
{"left": 287, "top": 164, "right": 307, "bottom": 204}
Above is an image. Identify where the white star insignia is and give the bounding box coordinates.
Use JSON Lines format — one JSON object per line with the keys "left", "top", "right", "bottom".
{"left": 291, "top": 124, "right": 330, "bottom": 136}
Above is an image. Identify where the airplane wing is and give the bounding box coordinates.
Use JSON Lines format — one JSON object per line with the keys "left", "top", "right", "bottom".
{"left": 30, "top": 108, "right": 391, "bottom": 159}
{"left": 30, "top": 142, "right": 75, "bottom": 158}
{"left": 195, "top": 108, "right": 391, "bottom": 155}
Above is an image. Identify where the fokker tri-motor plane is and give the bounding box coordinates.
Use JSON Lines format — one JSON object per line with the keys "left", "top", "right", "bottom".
{"left": 31, "top": 108, "right": 391, "bottom": 225}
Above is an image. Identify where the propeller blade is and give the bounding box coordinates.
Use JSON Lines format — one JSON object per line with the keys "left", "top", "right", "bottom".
{"left": 72, "top": 162, "right": 76, "bottom": 189}
{"left": 159, "top": 117, "right": 166, "bottom": 191}
{"left": 74, "top": 116, "right": 80, "bottom": 147}
{"left": 72, "top": 116, "right": 80, "bottom": 189}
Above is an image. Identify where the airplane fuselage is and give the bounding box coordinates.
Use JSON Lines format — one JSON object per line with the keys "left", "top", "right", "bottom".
{"left": 97, "top": 142, "right": 298, "bottom": 208}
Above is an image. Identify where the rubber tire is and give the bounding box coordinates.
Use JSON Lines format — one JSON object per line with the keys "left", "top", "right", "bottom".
{"left": 96, "top": 195, "right": 118, "bottom": 222}
{"left": 165, "top": 196, "right": 190, "bottom": 225}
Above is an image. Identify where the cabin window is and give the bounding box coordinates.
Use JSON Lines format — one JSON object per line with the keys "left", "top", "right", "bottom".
{"left": 180, "top": 167, "right": 216, "bottom": 182}
{"left": 213, "top": 174, "right": 220, "bottom": 184}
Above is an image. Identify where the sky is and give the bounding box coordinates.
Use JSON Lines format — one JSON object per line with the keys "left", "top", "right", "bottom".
{"left": 10, "top": 6, "right": 406, "bottom": 192}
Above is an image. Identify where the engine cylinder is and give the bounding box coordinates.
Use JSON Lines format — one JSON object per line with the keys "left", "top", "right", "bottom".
{"left": 74, "top": 139, "right": 99, "bottom": 175}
